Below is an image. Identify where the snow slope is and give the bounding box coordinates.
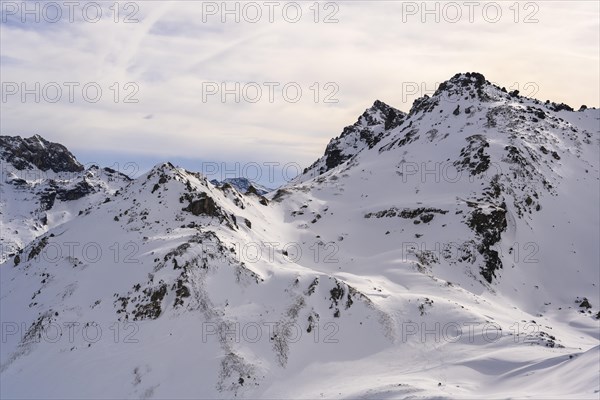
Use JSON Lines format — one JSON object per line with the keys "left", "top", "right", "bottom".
{"left": 1, "top": 73, "right": 599, "bottom": 399}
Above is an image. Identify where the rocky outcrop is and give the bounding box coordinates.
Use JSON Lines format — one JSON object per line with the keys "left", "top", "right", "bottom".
{"left": 0, "top": 134, "right": 83, "bottom": 172}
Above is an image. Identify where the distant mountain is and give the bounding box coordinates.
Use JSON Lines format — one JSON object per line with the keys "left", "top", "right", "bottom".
{"left": 0, "top": 134, "right": 83, "bottom": 173}
{"left": 210, "top": 177, "right": 273, "bottom": 195}
{"left": 0, "top": 135, "right": 131, "bottom": 260}
{"left": 1, "top": 73, "right": 599, "bottom": 399}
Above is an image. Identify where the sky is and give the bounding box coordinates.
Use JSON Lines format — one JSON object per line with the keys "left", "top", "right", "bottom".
{"left": 1, "top": 0, "right": 599, "bottom": 186}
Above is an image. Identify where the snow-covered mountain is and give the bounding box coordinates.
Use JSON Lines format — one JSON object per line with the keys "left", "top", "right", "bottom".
{"left": 0, "top": 135, "right": 131, "bottom": 262}
{"left": 1, "top": 73, "right": 599, "bottom": 399}
{"left": 299, "top": 99, "right": 406, "bottom": 180}
{"left": 210, "top": 177, "right": 273, "bottom": 196}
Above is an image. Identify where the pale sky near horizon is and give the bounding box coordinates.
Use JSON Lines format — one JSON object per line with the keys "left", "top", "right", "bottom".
{"left": 1, "top": 1, "right": 599, "bottom": 184}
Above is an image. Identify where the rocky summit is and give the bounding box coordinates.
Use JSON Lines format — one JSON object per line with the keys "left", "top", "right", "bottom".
{"left": 0, "top": 134, "right": 84, "bottom": 173}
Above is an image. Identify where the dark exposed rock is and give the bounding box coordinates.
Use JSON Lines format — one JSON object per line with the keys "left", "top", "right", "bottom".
{"left": 420, "top": 213, "right": 434, "bottom": 223}
{"left": 365, "top": 207, "right": 448, "bottom": 220}
{"left": 467, "top": 203, "right": 508, "bottom": 283}
{"left": 183, "top": 194, "right": 220, "bottom": 217}
{"left": 547, "top": 102, "right": 574, "bottom": 112}
{"left": 212, "top": 178, "right": 272, "bottom": 196}
{"left": 455, "top": 135, "right": 490, "bottom": 175}
{"left": 133, "top": 284, "right": 167, "bottom": 320}
{"left": 36, "top": 179, "right": 95, "bottom": 215}
{"left": 579, "top": 298, "right": 592, "bottom": 309}
{"left": 40, "top": 191, "right": 57, "bottom": 211}
{"left": 329, "top": 281, "right": 345, "bottom": 318}
{"left": 409, "top": 94, "right": 439, "bottom": 115}
{"left": 173, "top": 279, "right": 191, "bottom": 308}
{"left": 0, "top": 134, "right": 83, "bottom": 172}
{"left": 28, "top": 236, "right": 49, "bottom": 261}
{"left": 324, "top": 148, "right": 345, "bottom": 171}
{"left": 306, "top": 278, "right": 319, "bottom": 296}
{"left": 430, "top": 72, "right": 492, "bottom": 103}
{"left": 379, "top": 128, "right": 420, "bottom": 152}
{"left": 271, "top": 189, "right": 291, "bottom": 203}
{"left": 9, "top": 177, "right": 28, "bottom": 186}
{"left": 56, "top": 180, "right": 94, "bottom": 201}
{"left": 304, "top": 100, "right": 406, "bottom": 175}
{"left": 530, "top": 107, "right": 546, "bottom": 119}
{"left": 384, "top": 108, "right": 402, "bottom": 130}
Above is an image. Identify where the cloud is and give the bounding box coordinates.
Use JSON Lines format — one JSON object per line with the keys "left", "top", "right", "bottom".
{"left": 1, "top": 1, "right": 598, "bottom": 173}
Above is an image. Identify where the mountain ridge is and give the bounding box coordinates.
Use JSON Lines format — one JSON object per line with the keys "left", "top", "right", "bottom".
{"left": 1, "top": 72, "right": 599, "bottom": 399}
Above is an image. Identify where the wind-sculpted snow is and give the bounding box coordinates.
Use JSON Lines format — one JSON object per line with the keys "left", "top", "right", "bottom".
{"left": 1, "top": 73, "right": 599, "bottom": 399}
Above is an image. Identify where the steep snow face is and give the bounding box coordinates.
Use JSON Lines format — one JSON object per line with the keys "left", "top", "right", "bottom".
{"left": 0, "top": 136, "right": 131, "bottom": 260}
{"left": 298, "top": 100, "right": 406, "bottom": 181}
{"left": 1, "top": 73, "right": 599, "bottom": 399}
{"left": 279, "top": 72, "right": 599, "bottom": 300}
{"left": 267, "top": 73, "right": 600, "bottom": 395}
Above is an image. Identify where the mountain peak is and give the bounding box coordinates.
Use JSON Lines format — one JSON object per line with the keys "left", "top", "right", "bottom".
{"left": 298, "top": 101, "right": 407, "bottom": 179}
{"left": 433, "top": 71, "right": 493, "bottom": 99}
{"left": 371, "top": 99, "right": 393, "bottom": 111}
{"left": 408, "top": 72, "right": 507, "bottom": 115}
{"left": 446, "top": 71, "right": 487, "bottom": 86}
{"left": 0, "top": 134, "right": 83, "bottom": 173}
